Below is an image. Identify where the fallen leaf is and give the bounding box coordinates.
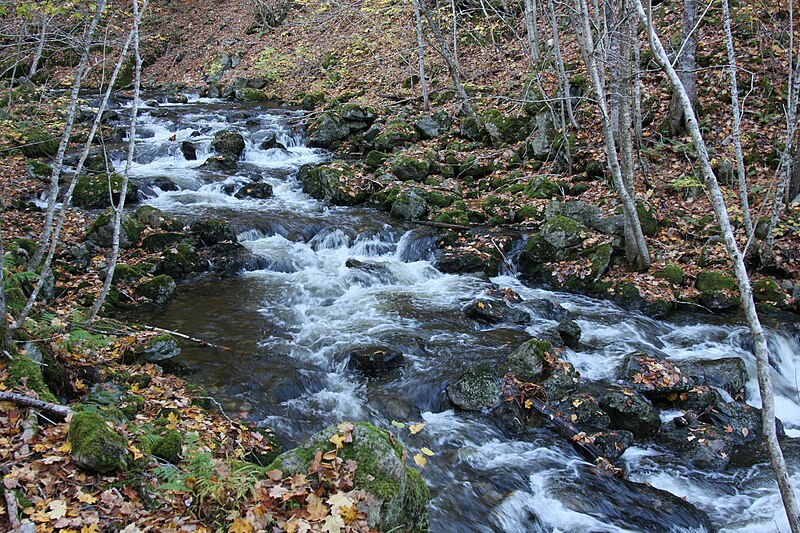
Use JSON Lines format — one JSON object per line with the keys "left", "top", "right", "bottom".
{"left": 421, "top": 447, "right": 434, "bottom": 456}
{"left": 413, "top": 454, "right": 427, "bottom": 467}
{"left": 409, "top": 423, "right": 425, "bottom": 435}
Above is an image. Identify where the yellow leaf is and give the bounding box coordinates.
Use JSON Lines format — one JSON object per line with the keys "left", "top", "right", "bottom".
{"left": 340, "top": 503, "right": 358, "bottom": 524}
{"left": 81, "top": 525, "right": 99, "bottom": 533}
{"left": 57, "top": 441, "right": 72, "bottom": 453}
{"left": 421, "top": 447, "right": 435, "bottom": 456}
{"left": 524, "top": 399, "right": 532, "bottom": 409}
{"left": 409, "top": 423, "right": 425, "bottom": 435}
{"left": 228, "top": 518, "right": 253, "bottom": 533}
{"left": 330, "top": 434, "right": 346, "bottom": 449}
{"left": 77, "top": 492, "right": 98, "bottom": 504}
{"left": 128, "top": 445, "right": 144, "bottom": 460}
{"left": 167, "top": 412, "right": 179, "bottom": 430}
{"left": 570, "top": 414, "right": 578, "bottom": 422}
{"left": 477, "top": 302, "right": 485, "bottom": 309}
{"left": 413, "top": 454, "right": 427, "bottom": 467}
{"left": 390, "top": 420, "right": 405, "bottom": 429}
{"left": 47, "top": 500, "right": 67, "bottom": 520}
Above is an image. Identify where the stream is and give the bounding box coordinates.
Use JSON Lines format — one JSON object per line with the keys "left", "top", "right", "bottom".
{"left": 102, "top": 95, "right": 800, "bottom": 532}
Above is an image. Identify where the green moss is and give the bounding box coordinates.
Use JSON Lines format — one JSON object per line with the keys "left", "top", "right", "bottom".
{"left": 481, "top": 196, "right": 509, "bottom": 211}
{"left": 27, "top": 160, "right": 52, "bottom": 178}
{"left": 73, "top": 173, "right": 128, "bottom": 209}
{"left": 112, "top": 264, "right": 145, "bottom": 285}
{"left": 68, "top": 411, "right": 130, "bottom": 474}
{"left": 655, "top": 264, "right": 685, "bottom": 285}
{"left": 157, "top": 244, "right": 206, "bottom": 278}
{"left": 237, "top": 88, "right": 270, "bottom": 102}
{"left": 8, "top": 355, "right": 56, "bottom": 403}
{"left": 390, "top": 157, "right": 430, "bottom": 182}
{"left": 427, "top": 191, "right": 455, "bottom": 208}
{"left": 365, "top": 150, "right": 390, "bottom": 171}
{"left": 696, "top": 271, "right": 737, "bottom": 292}
{"left": 514, "top": 205, "right": 542, "bottom": 222}
{"left": 433, "top": 210, "right": 469, "bottom": 225}
{"left": 753, "top": 277, "right": 785, "bottom": 303}
{"left": 524, "top": 176, "right": 561, "bottom": 199}
{"left": 18, "top": 127, "right": 58, "bottom": 157}
{"left": 136, "top": 274, "right": 177, "bottom": 304}
{"left": 636, "top": 202, "right": 658, "bottom": 237}
{"left": 152, "top": 430, "right": 182, "bottom": 463}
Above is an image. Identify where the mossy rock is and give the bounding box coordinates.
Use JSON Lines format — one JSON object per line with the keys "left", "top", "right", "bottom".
{"left": 152, "top": 430, "right": 182, "bottom": 463}
{"left": 135, "top": 205, "right": 184, "bottom": 231}
{"left": 26, "top": 160, "right": 52, "bottom": 179}
{"left": 211, "top": 130, "right": 245, "bottom": 159}
{"left": 390, "top": 157, "right": 430, "bottom": 182}
{"left": 696, "top": 271, "right": 737, "bottom": 292}
{"left": 636, "top": 202, "right": 658, "bottom": 237}
{"left": 79, "top": 383, "right": 144, "bottom": 422}
{"left": 298, "top": 164, "right": 367, "bottom": 205}
{"left": 84, "top": 211, "right": 144, "bottom": 249}
{"left": 18, "top": 127, "right": 58, "bottom": 157}
{"left": 7, "top": 355, "right": 56, "bottom": 403}
{"left": 373, "top": 121, "right": 418, "bottom": 152}
{"left": 73, "top": 173, "right": 138, "bottom": 209}
{"left": 524, "top": 176, "right": 562, "bottom": 199}
{"left": 189, "top": 218, "right": 235, "bottom": 246}
{"left": 308, "top": 111, "right": 350, "bottom": 148}
{"left": 111, "top": 264, "right": 145, "bottom": 285}
{"left": 156, "top": 243, "right": 207, "bottom": 278}
{"left": 458, "top": 155, "right": 495, "bottom": 178}
{"left": 133, "top": 334, "right": 181, "bottom": 363}
{"left": 68, "top": 411, "right": 130, "bottom": 474}
{"left": 268, "top": 422, "right": 428, "bottom": 532}
{"left": 507, "top": 338, "right": 552, "bottom": 381}
{"left": 513, "top": 205, "right": 543, "bottom": 223}
{"left": 753, "top": 277, "right": 785, "bottom": 303}
{"left": 365, "top": 150, "right": 390, "bottom": 171}
{"left": 482, "top": 109, "right": 530, "bottom": 144}
{"left": 390, "top": 189, "right": 427, "bottom": 221}
{"left": 433, "top": 210, "right": 469, "bottom": 226}
{"left": 447, "top": 361, "right": 501, "bottom": 411}
{"left": 655, "top": 264, "right": 685, "bottom": 286}
{"left": 136, "top": 274, "right": 177, "bottom": 304}
{"left": 141, "top": 232, "right": 196, "bottom": 253}
{"left": 235, "top": 87, "right": 270, "bottom": 102}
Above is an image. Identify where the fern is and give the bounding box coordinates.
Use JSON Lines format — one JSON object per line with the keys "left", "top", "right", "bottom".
{"left": 2, "top": 269, "right": 38, "bottom": 291}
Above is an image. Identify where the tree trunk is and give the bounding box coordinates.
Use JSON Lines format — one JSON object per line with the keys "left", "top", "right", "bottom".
{"left": 0, "top": 391, "right": 73, "bottom": 419}
{"left": 11, "top": 19, "right": 135, "bottom": 331}
{"left": 419, "top": 0, "right": 477, "bottom": 122}
{"left": 88, "top": 0, "right": 146, "bottom": 324}
{"left": 668, "top": 0, "right": 697, "bottom": 136}
{"left": 0, "top": 221, "right": 7, "bottom": 353}
{"left": 29, "top": 0, "right": 107, "bottom": 271}
{"left": 29, "top": 15, "right": 50, "bottom": 77}
{"left": 547, "top": 0, "right": 578, "bottom": 128}
{"left": 635, "top": 2, "right": 800, "bottom": 530}
{"left": 722, "top": 0, "right": 753, "bottom": 238}
{"left": 573, "top": 0, "right": 650, "bottom": 271}
{"left": 412, "top": 0, "right": 430, "bottom": 111}
{"left": 524, "top": 0, "right": 540, "bottom": 63}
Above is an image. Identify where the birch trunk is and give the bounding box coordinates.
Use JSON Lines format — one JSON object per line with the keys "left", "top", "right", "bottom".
{"left": 87, "top": 0, "right": 146, "bottom": 324}
{"left": 722, "top": 0, "right": 753, "bottom": 238}
{"left": 547, "top": 0, "right": 578, "bottom": 128}
{"left": 412, "top": 0, "right": 430, "bottom": 111}
{"left": 573, "top": 0, "right": 650, "bottom": 271}
{"left": 419, "top": 0, "right": 477, "bottom": 122}
{"left": 524, "top": 0, "right": 540, "bottom": 63}
{"left": 0, "top": 222, "right": 7, "bottom": 353}
{"left": 29, "top": 0, "right": 107, "bottom": 270}
{"left": 635, "top": 2, "right": 800, "bottom": 530}
{"left": 668, "top": 0, "right": 697, "bottom": 136}
{"left": 11, "top": 22, "right": 135, "bottom": 331}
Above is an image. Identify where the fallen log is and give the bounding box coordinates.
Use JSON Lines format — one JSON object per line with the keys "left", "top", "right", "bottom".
{"left": 0, "top": 391, "right": 73, "bottom": 419}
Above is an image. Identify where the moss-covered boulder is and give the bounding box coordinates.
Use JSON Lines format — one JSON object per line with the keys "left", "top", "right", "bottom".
{"left": 136, "top": 274, "right": 177, "bottom": 304}
{"left": 482, "top": 109, "right": 530, "bottom": 144}
{"left": 83, "top": 211, "right": 144, "bottom": 248}
{"left": 18, "top": 126, "right": 59, "bottom": 157}
{"left": 507, "top": 338, "right": 552, "bottom": 381}
{"left": 8, "top": 354, "right": 56, "bottom": 403}
{"left": 73, "top": 173, "right": 139, "bottom": 209}
{"left": 157, "top": 243, "right": 207, "bottom": 278}
{"left": 68, "top": 411, "right": 130, "bottom": 474}
{"left": 339, "top": 103, "right": 378, "bottom": 124}
{"left": 446, "top": 362, "right": 501, "bottom": 411}
{"left": 390, "top": 189, "right": 427, "bottom": 221}
{"left": 190, "top": 218, "right": 236, "bottom": 246}
{"left": 152, "top": 430, "right": 182, "bottom": 463}
{"left": 373, "top": 121, "right": 418, "bottom": 152}
{"left": 655, "top": 264, "right": 685, "bottom": 285}
{"left": 26, "top": 160, "right": 52, "bottom": 179}
{"left": 111, "top": 264, "right": 145, "bottom": 285}
{"left": 365, "top": 150, "right": 390, "bottom": 171}
{"left": 636, "top": 202, "right": 658, "bottom": 237}
{"left": 390, "top": 157, "right": 430, "bottom": 182}
{"left": 135, "top": 205, "right": 184, "bottom": 231}
{"left": 141, "top": 232, "right": 196, "bottom": 253}
{"left": 524, "top": 176, "right": 562, "bottom": 199}
{"left": 308, "top": 111, "right": 351, "bottom": 148}
{"left": 235, "top": 87, "right": 270, "bottom": 102}
{"left": 211, "top": 130, "right": 245, "bottom": 159}
{"left": 269, "top": 422, "right": 428, "bottom": 532}
{"left": 458, "top": 155, "right": 495, "bottom": 178}
{"left": 200, "top": 154, "right": 238, "bottom": 171}
{"left": 753, "top": 277, "right": 785, "bottom": 304}
{"left": 134, "top": 334, "right": 181, "bottom": 362}
{"left": 520, "top": 215, "right": 586, "bottom": 266}
{"left": 696, "top": 271, "right": 740, "bottom": 311}
{"left": 298, "top": 164, "right": 367, "bottom": 205}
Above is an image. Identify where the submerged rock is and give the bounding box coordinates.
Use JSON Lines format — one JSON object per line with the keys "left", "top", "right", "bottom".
{"left": 447, "top": 362, "right": 501, "bottom": 411}
{"left": 346, "top": 346, "right": 405, "bottom": 376}
{"left": 211, "top": 130, "right": 245, "bottom": 159}
{"left": 235, "top": 181, "right": 273, "bottom": 200}
{"left": 269, "top": 422, "right": 428, "bottom": 532}
{"left": 464, "top": 299, "right": 530, "bottom": 325}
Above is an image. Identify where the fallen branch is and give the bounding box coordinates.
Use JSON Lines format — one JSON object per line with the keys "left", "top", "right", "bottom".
{"left": 491, "top": 238, "right": 516, "bottom": 275}
{"left": 4, "top": 480, "right": 21, "bottom": 529}
{"left": 0, "top": 391, "right": 73, "bottom": 419}
{"left": 138, "top": 324, "right": 235, "bottom": 351}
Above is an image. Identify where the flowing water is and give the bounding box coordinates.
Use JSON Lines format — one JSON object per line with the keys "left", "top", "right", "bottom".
{"left": 104, "top": 95, "right": 800, "bottom": 532}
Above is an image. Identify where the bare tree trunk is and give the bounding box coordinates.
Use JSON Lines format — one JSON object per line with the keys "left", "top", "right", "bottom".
{"left": 29, "top": 0, "right": 107, "bottom": 270}
{"left": 668, "top": 0, "right": 697, "bottom": 136}
{"left": 88, "top": 0, "right": 146, "bottom": 324}
{"left": 547, "top": 0, "right": 578, "bottom": 128}
{"left": 574, "top": 0, "right": 650, "bottom": 271}
{"left": 524, "top": 0, "right": 540, "bottom": 63}
{"left": 633, "top": 28, "right": 644, "bottom": 146}
{"left": 635, "top": 3, "right": 800, "bottom": 530}
{"left": 419, "top": 0, "right": 477, "bottom": 122}
{"left": 11, "top": 20, "right": 135, "bottom": 331}
{"left": 0, "top": 391, "right": 73, "bottom": 419}
{"left": 722, "top": 0, "right": 753, "bottom": 238}
{"left": 412, "top": 0, "right": 430, "bottom": 111}
{"left": 0, "top": 221, "right": 7, "bottom": 353}
{"left": 29, "top": 15, "right": 50, "bottom": 77}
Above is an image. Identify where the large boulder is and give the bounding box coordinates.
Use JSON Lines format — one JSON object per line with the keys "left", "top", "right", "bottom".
{"left": 18, "top": 126, "right": 59, "bottom": 157}
{"left": 547, "top": 200, "right": 624, "bottom": 236}
{"left": 83, "top": 211, "right": 144, "bottom": 249}
{"left": 506, "top": 338, "right": 551, "bottom": 381}
{"left": 298, "top": 164, "right": 367, "bottom": 206}
{"left": 136, "top": 274, "right": 177, "bottom": 304}
{"left": 414, "top": 112, "right": 451, "bottom": 139}
{"left": 373, "top": 121, "right": 418, "bottom": 152}
{"left": 268, "top": 422, "right": 428, "bottom": 532}
{"left": 677, "top": 357, "right": 748, "bottom": 400}
{"left": 69, "top": 411, "right": 130, "bottom": 474}
{"left": 308, "top": 111, "right": 351, "bottom": 148}
{"left": 390, "top": 189, "right": 427, "bottom": 221}
{"left": 346, "top": 346, "right": 405, "bottom": 377}
{"left": 211, "top": 130, "right": 245, "bottom": 159}
{"left": 73, "top": 173, "right": 139, "bottom": 209}
{"left": 618, "top": 351, "right": 693, "bottom": 399}
{"left": 156, "top": 243, "right": 207, "bottom": 278}
{"left": 656, "top": 418, "right": 736, "bottom": 470}
{"left": 464, "top": 299, "right": 530, "bottom": 326}
{"left": 695, "top": 270, "right": 740, "bottom": 311}
{"left": 518, "top": 111, "right": 557, "bottom": 161}
{"left": 190, "top": 218, "right": 236, "bottom": 246}
{"left": 518, "top": 215, "right": 587, "bottom": 269}
{"left": 446, "top": 362, "right": 501, "bottom": 411}
{"left": 134, "top": 334, "right": 181, "bottom": 362}
{"left": 390, "top": 157, "right": 430, "bottom": 182}
{"left": 235, "top": 181, "right": 273, "bottom": 200}
{"left": 599, "top": 388, "right": 661, "bottom": 438}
